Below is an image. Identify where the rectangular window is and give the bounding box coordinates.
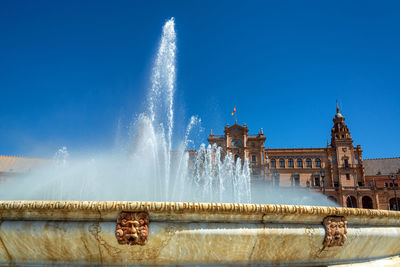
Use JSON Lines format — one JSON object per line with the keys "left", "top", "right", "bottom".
{"left": 334, "top": 182, "right": 339, "bottom": 187}
{"left": 346, "top": 174, "right": 350, "bottom": 180}
{"left": 314, "top": 176, "right": 320, "bottom": 187}
{"left": 252, "top": 155, "right": 256, "bottom": 162}
{"left": 344, "top": 159, "right": 349, "bottom": 168}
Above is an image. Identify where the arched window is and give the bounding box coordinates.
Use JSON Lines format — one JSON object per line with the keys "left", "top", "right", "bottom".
{"left": 279, "top": 159, "right": 285, "bottom": 168}
{"left": 288, "top": 158, "right": 294, "bottom": 168}
{"left": 346, "top": 196, "right": 357, "bottom": 208}
{"left": 297, "top": 158, "right": 303, "bottom": 168}
{"left": 344, "top": 158, "right": 349, "bottom": 168}
{"left": 270, "top": 159, "right": 276, "bottom": 168}
{"left": 328, "top": 196, "right": 337, "bottom": 203}
{"left": 362, "top": 196, "right": 373, "bottom": 209}
{"left": 306, "top": 158, "right": 312, "bottom": 168}
{"left": 315, "top": 158, "right": 321, "bottom": 168}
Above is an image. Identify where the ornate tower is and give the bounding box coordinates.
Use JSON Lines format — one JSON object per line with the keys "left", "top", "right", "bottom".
{"left": 329, "top": 103, "right": 365, "bottom": 190}
{"left": 330, "top": 103, "right": 352, "bottom": 147}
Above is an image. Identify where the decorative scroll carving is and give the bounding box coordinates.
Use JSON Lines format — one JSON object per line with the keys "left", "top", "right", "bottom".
{"left": 323, "top": 216, "right": 347, "bottom": 247}
{"left": 1, "top": 201, "right": 400, "bottom": 220}
{"left": 115, "top": 212, "right": 149, "bottom": 245}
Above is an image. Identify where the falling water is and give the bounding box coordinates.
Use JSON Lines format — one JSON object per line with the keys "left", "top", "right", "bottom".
{"left": 53, "top": 146, "right": 69, "bottom": 167}
{"left": 146, "top": 18, "right": 177, "bottom": 198}
{"left": 191, "top": 144, "right": 251, "bottom": 203}
{"left": 131, "top": 17, "right": 252, "bottom": 203}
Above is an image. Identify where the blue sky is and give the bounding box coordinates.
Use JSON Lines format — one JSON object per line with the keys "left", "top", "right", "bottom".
{"left": 0, "top": 0, "right": 399, "bottom": 158}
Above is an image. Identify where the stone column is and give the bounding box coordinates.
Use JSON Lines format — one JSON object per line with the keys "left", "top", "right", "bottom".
{"left": 374, "top": 191, "right": 379, "bottom": 209}
{"left": 358, "top": 195, "right": 363, "bottom": 209}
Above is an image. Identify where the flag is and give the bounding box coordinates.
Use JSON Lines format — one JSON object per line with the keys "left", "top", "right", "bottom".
{"left": 231, "top": 106, "right": 236, "bottom": 116}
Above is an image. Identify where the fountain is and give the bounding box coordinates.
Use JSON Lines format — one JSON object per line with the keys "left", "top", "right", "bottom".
{"left": 1, "top": 18, "right": 400, "bottom": 266}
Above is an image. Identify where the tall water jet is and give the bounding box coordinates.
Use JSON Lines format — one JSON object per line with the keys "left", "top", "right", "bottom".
{"left": 135, "top": 17, "right": 177, "bottom": 199}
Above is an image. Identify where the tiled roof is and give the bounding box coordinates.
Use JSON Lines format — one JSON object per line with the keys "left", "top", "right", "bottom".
{"left": 364, "top": 158, "right": 400, "bottom": 176}
{"left": 0, "top": 155, "right": 48, "bottom": 174}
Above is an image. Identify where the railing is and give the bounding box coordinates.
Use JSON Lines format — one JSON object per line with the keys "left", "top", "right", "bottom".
{"left": 340, "top": 164, "right": 360, "bottom": 169}
{"left": 343, "top": 186, "right": 357, "bottom": 190}
{"left": 359, "top": 186, "right": 372, "bottom": 190}
{"left": 324, "top": 187, "right": 336, "bottom": 191}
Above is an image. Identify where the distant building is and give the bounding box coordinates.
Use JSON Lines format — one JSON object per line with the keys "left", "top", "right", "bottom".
{"left": 208, "top": 105, "right": 400, "bottom": 210}
{"left": 1, "top": 106, "right": 399, "bottom": 210}
{"left": 364, "top": 157, "right": 400, "bottom": 210}
{"left": 0, "top": 155, "right": 48, "bottom": 182}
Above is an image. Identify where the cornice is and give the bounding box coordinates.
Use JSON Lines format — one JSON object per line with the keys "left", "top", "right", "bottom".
{"left": 0, "top": 200, "right": 399, "bottom": 219}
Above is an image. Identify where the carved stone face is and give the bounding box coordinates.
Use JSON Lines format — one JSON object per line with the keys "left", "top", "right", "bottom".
{"left": 115, "top": 212, "right": 149, "bottom": 245}
{"left": 323, "top": 216, "right": 347, "bottom": 247}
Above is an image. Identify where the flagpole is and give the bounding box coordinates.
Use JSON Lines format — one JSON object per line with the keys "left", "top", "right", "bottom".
{"left": 235, "top": 108, "right": 238, "bottom": 124}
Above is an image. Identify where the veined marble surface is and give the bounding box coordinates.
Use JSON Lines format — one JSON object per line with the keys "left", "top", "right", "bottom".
{"left": 0, "top": 201, "right": 399, "bottom": 266}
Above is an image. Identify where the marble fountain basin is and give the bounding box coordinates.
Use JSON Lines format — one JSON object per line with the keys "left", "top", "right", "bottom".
{"left": 0, "top": 201, "right": 399, "bottom": 266}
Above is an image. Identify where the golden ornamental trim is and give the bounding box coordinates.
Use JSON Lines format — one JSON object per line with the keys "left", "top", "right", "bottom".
{"left": 0, "top": 201, "right": 399, "bottom": 218}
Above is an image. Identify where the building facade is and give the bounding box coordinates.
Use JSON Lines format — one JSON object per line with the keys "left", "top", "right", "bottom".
{"left": 1, "top": 107, "right": 399, "bottom": 210}
{"left": 208, "top": 106, "right": 400, "bottom": 210}
{"left": 0, "top": 155, "right": 48, "bottom": 183}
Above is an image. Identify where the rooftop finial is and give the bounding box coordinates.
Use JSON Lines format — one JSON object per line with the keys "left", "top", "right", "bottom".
{"left": 210, "top": 129, "right": 213, "bottom": 135}
{"left": 336, "top": 100, "right": 340, "bottom": 113}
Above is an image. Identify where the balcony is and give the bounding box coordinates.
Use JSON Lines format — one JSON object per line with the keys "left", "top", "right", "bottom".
{"left": 340, "top": 164, "right": 360, "bottom": 169}
{"left": 359, "top": 186, "right": 372, "bottom": 190}
{"left": 343, "top": 186, "right": 357, "bottom": 190}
